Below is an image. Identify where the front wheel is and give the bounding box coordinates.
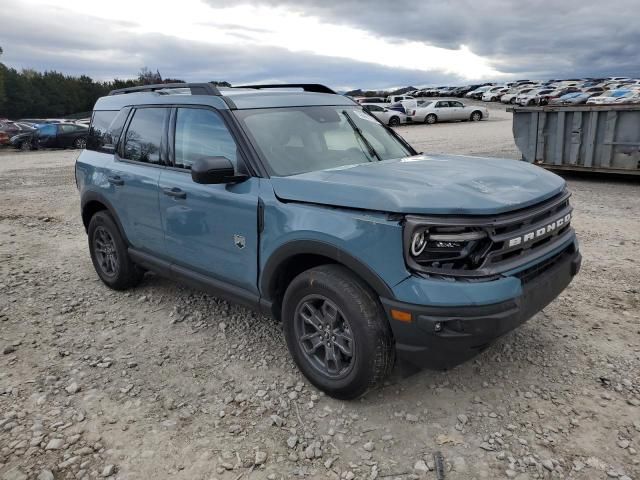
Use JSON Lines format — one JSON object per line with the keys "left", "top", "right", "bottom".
{"left": 425, "top": 114, "right": 437, "bottom": 125}
{"left": 388, "top": 116, "right": 400, "bottom": 127}
{"left": 20, "top": 141, "right": 32, "bottom": 151}
{"left": 282, "top": 265, "right": 394, "bottom": 400}
{"left": 73, "top": 138, "right": 87, "bottom": 149}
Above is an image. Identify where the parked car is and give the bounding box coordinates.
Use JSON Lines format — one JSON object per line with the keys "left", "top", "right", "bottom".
{"left": 1, "top": 121, "right": 35, "bottom": 145}
{"left": 76, "top": 82, "right": 579, "bottom": 399}
{"left": 517, "top": 89, "right": 554, "bottom": 106}
{"left": 538, "top": 87, "right": 582, "bottom": 105}
{"left": 357, "top": 97, "right": 386, "bottom": 105}
{"left": 465, "top": 85, "right": 492, "bottom": 99}
{"left": 482, "top": 87, "right": 509, "bottom": 102}
{"left": 10, "top": 122, "right": 88, "bottom": 150}
{"left": 501, "top": 88, "right": 534, "bottom": 104}
{"left": 587, "top": 89, "right": 632, "bottom": 105}
{"left": 362, "top": 104, "right": 407, "bottom": 126}
{"left": 385, "top": 94, "right": 414, "bottom": 104}
{"left": 549, "top": 92, "right": 598, "bottom": 105}
{"left": 408, "top": 100, "right": 489, "bottom": 124}
{"left": 613, "top": 91, "right": 640, "bottom": 104}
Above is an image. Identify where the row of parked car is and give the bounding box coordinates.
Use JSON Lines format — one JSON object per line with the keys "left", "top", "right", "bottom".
{"left": 353, "top": 97, "right": 489, "bottom": 126}
{"left": 0, "top": 118, "right": 89, "bottom": 150}
{"left": 403, "top": 77, "right": 640, "bottom": 107}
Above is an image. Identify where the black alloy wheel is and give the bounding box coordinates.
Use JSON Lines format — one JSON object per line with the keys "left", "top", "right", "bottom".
{"left": 294, "top": 295, "right": 355, "bottom": 379}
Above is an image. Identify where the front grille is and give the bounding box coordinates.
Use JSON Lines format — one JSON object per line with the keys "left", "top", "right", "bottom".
{"left": 404, "top": 190, "right": 575, "bottom": 279}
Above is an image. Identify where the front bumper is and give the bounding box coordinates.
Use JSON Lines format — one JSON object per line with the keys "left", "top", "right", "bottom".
{"left": 381, "top": 246, "right": 581, "bottom": 369}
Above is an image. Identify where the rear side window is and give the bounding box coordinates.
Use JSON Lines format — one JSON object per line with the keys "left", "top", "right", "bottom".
{"left": 88, "top": 109, "right": 130, "bottom": 152}
{"left": 122, "top": 108, "right": 168, "bottom": 164}
{"left": 173, "top": 108, "right": 237, "bottom": 170}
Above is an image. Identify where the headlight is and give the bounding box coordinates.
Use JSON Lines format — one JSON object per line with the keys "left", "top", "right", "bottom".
{"left": 405, "top": 222, "right": 491, "bottom": 275}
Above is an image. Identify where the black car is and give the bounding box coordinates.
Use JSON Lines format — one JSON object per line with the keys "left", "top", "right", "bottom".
{"left": 10, "top": 123, "right": 88, "bottom": 151}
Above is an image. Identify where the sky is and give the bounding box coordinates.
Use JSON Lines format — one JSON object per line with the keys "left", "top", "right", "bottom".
{"left": 1, "top": 0, "right": 638, "bottom": 90}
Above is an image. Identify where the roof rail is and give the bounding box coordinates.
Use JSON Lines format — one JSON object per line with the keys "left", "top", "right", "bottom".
{"left": 234, "top": 83, "right": 336, "bottom": 94}
{"left": 108, "top": 83, "right": 221, "bottom": 96}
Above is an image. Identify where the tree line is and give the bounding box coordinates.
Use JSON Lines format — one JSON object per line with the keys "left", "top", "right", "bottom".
{"left": 0, "top": 47, "right": 230, "bottom": 119}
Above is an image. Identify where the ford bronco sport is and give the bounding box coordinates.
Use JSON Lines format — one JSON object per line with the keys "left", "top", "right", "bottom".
{"left": 76, "top": 83, "right": 581, "bottom": 399}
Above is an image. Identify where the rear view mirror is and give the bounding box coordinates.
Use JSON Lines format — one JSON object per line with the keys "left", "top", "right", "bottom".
{"left": 191, "top": 156, "right": 246, "bottom": 184}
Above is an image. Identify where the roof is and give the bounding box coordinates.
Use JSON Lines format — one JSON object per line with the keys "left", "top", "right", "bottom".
{"left": 94, "top": 83, "right": 356, "bottom": 111}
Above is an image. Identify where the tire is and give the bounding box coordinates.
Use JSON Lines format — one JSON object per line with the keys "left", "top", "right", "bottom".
{"left": 73, "top": 137, "right": 87, "bottom": 149}
{"left": 425, "top": 114, "right": 437, "bottom": 125}
{"left": 388, "top": 116, "right": 400, "bottom": 127}
{"left": 88, "top": 211, "right": 144, "bottom": 290}
{"left": 509, "top": 98, "right": 516, "bottom": 105}
{"left": 20, "top": 141, "right": 31, "bottom": 151}
{"left": 282, "top": 265, "right": 394, "bottom": 400}
{"left": 470, "top": 111, "right": 483, "bottom": 122}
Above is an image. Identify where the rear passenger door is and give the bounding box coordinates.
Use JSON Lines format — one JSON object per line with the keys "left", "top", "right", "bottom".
{"left": 109, "top": 107, "right": 169, "bottom": 256}
{"left": 434, "top": 101, "right": 452, "bottom": 121}
{"left": 158, "top": 106, "right": 259, "bottom": 294}
{"left": 448, "top": 101, "right": 466, "bottom": 120}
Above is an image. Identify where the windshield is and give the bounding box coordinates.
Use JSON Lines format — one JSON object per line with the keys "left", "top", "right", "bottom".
{"left": 235, "top": 106, "right": 413, "bottom": 177}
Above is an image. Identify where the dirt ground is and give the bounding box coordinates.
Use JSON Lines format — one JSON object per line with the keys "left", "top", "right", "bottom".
{"left": 1, "top": 102, "right": 639, "bottom": 480}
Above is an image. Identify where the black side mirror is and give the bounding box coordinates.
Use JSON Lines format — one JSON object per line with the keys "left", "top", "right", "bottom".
{"left": 191, "top": 156, "right": 247, "bottom": 184}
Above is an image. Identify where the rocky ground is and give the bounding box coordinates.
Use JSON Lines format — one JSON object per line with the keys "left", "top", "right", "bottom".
{"left": 1, "top": 110, "right": 639, "bottom": 480}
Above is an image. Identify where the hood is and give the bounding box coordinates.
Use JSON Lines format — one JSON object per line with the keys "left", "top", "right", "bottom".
{"left": 270, "top": 154, "right": 565, "bottom": 215}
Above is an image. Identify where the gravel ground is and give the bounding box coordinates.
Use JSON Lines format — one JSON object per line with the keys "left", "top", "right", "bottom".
{"left": 1, "top": 102, "right": 639, "bottom": 480}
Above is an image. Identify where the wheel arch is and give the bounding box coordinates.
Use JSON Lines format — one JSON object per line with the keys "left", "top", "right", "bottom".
{"left": 81, "top": 192, "right": 128, "bottom": 243}
{"left": 261, "top": 240, "right": 394, "bottom": 319}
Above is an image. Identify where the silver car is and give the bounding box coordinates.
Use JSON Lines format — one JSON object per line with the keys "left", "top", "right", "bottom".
{"left": 361, "top": 104, "right": 407, "bottom": 126}
{"left": 407, "top": 100, "right": 489, "bottom": 124}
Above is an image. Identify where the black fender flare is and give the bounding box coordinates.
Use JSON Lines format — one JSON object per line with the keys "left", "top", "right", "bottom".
{"left": 260, "top": 240, "right": 395, "bottom": 302}
{"left": 80, "top": 191, "right": 129, "bottom": 244}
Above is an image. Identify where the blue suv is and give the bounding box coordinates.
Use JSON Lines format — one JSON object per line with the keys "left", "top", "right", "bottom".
{"left": 76, "top": 83, "right": 581, "bottom": 399}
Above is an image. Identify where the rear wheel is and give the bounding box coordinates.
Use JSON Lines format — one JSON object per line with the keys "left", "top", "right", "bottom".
{"left": 20, "top": 141, "right": 31, "bottom": 151}
{"left": 282, "top": 265, "right": 394, "bottom": 400}
{"left": 388, "top": 116, "right": 401, "bottom": 127}
{"left": 470, "top": 111, "right": 483, "bottom": 121}
{"left": 88, "top": 211, "right": 144, "bottom": 290}
{"left": 425, "top": 114, "right": 437, "bottom": 125}
{"left": 73, "top": 137, "right": 86, "bottom": 149}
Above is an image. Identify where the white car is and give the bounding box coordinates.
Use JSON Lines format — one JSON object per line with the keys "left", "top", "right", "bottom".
{"left": 614, "top": 91, "right": 640, "bottom": 104}
{"left": 481, "top": 87, "right": 509, "bottom": 102}
{"left": 587, "top": 90, "right": 632, "bottom": 105}
{"left": 501, "top": 87, "right": 534, "bottom": 104}
{"left": 385, "top": 94, "right": 414, "bottom": 104}
{"left": 361, "top": 104, "right": 407, "bottom": 126}
{"left": 517, "top": 88, "right": 554, "bottom": 106}
{"left": 407, "top": 100, "right": 489, "bottom": 124}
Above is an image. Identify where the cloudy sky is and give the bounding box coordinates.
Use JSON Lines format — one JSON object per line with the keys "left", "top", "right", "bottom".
{"left": 1, "top": 0, "right": 638, "bottom": 90}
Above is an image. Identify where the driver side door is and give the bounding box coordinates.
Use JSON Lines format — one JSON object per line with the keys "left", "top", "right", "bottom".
{"left": 158, "top": 106, "right": 260, "bottom": 294}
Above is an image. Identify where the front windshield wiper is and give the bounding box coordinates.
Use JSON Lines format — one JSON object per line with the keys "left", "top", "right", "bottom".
{"left": 341, "top": 110, "right": 381, "bottom": 162}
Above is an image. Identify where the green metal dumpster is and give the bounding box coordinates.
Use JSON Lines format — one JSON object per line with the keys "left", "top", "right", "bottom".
{"left": 509, "top": 105, "right": 640, "bottom": 175}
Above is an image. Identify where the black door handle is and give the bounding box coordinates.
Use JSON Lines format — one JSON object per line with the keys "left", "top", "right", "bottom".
{"left": 107, "top": 175, "right": 124, "bottom": 186}
{"left": 163, "top": 187, "right": 186, "bottom": 199}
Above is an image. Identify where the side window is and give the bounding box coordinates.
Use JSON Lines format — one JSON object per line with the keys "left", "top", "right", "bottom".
{"left": 436, "top": 101, "right": 449, "bottom": 108}
{"left": 173, "top": 108, "right": 237, "bottom": 170}
{"left": 88, "top": 111, "right": 117, "bottom": 151}
{"left": 450, "top": 101, "right": 463, "bottom": 107}
{"left": 39, "top": 124, "right": 56, "bottom": 136}
{"left": 60, "top": 124, "right": 75, "bottom": 133}
{"left": 122, "top": 108, "right": 168, "bottom": 165}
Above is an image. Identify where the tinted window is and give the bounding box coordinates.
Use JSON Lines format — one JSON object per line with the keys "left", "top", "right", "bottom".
{"left": 173, "top": 108, "right": 237, "bottom": 170}
{"left": 39, "top": 125, "right": 56, "bottom": 136}
{"left": 88, "top": 109, "right": 130, "bottom": 152}
{"left": 60, "top": 124, "right": 79, "bottom": 133}
{"left": 436, "top": 101, "right": 449, "bottom": 108}
{"left": 122, "top": 108, "right": 168, "bottom": 164}
{"left": 366, "top": 105, "right": 383, "bottom": 112}
{"left": 450, "top": 101, "right": 463, "bottom": 107}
